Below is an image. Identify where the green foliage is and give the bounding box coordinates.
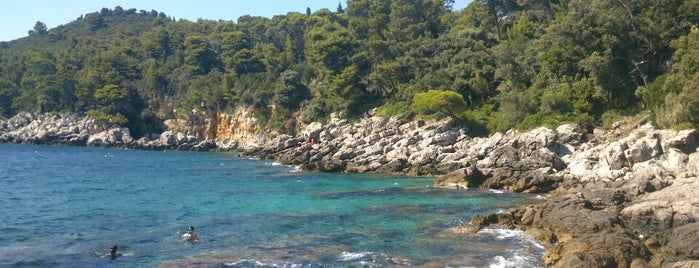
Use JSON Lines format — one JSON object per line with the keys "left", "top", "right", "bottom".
{"left": 376, "top": 101, "right": 413, "bottom": 118}
{"left": 29, "top": 21, "right": 48, "bottom": 36}
{"left": 274, "top": 70, "right": 308, "bottom": 109}
{"left": 0, "top": 86, "right": 18, "bottom": 116}
{"left": 87, "top": 84, "right": 130, "bottom": 124}
{"left": 0, "top": 1, "right": 695, "bottom": 137}
{"left": 301, "top": 97, "right": 327, "bottom": 123}
{"left": 654, "top": 27, "right": 699, "bottom": 129}
{"left": 412, "top": 90, "right": 467, "bottom": 122}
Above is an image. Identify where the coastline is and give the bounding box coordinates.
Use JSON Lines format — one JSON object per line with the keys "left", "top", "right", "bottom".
{"left": 2, "top": 112, "right": 697, "bottom": 267}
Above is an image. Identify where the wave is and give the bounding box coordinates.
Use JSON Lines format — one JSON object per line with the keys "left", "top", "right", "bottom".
{"left": 270, "top": 161, "right": 301, "bottom": 172}
{"left": 489, "top": 253, "right": 541, "bottom": 268}
{"left": 337, "top": 251, "right": 412, "bottom": 266}
{"left": 479, "top": 228, "right": 546, "bottom": 267}
{"left": 224, "top": 259, "right": 286, "bottom": 267}
{"left": 478, "top": 228, "right": 525, "bottom": 239}
{"left": 338, "top": 251, "right": 373, "bottom": 261}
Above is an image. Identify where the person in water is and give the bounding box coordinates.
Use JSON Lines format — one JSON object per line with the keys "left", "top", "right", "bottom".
{"left": 177, "top": 225, "right": 200, "bottom": 242}
{"left": 108, "top": 245, "right": 121, "bottom": 259}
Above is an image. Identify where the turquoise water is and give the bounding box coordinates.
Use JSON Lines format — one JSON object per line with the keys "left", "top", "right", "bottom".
{"left": 0, "top": 144, "right": 543, "bottom": 267}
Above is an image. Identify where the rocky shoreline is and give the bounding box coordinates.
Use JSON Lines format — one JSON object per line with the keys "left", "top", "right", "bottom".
{"left": 0, "top": 112, "right": 239, "bottom": 151}
{"left": 2, "top": 112, "right": 697, "bottom": 267}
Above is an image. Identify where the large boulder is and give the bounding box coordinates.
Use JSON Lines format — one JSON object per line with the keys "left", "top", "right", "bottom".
{"left": 87, "top": 127, "right": 133, "bottom": 147}
{"left": 620, "top": 176, "right": 699, "bottom": 235}
{"left": 663, "top": 129, "right": 699, "bottom": 154}
{"left": 434, "top": 167, "right": 487, "bottom": 189}
{"left": 556, "top": 123, "right": 584, "bottom": 145}
{"left": 624, "top": 135, "right": 663, "bottom": 165}
{"left": 601, "top": 141, "right": 629, "bottom": 170}
{"left": 663, "top": 223, "right": 699, "bottom": 265}
{"left": 302, "top": 122, "right": 324, "bottom": 142}
{"left": 543, "top": 231, "right": 650, "bottom": 268}
{"left": 158, "top": 131, "right": 178, "bottom": 147}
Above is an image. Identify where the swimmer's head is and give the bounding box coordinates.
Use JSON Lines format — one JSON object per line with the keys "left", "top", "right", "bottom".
{"left": 110, "top": 245, "right": 118, "bottom": 256}
{"left": 189, "top": 226, "right": 194, "bottom": 231}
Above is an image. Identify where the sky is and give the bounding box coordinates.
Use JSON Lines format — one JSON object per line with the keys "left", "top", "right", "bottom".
{"left": 0, "top": 0, "right": 472, "bottom": 42}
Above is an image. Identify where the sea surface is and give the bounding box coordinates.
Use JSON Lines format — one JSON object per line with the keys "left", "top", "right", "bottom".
{"left": 0, "top": 144, "right": 544, "bottom": 267}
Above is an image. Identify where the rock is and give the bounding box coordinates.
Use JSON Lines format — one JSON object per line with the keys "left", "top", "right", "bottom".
{"left": 557, "top": 123, "right": 584, "bottom": 145}
{"left": 509, "top": 168, "right": 562, "bottom": 193}
{"left": 87, "top": 127, "right": 132, "bottom": 147}
{"left": 663, "top": 260, "right": 699, "bottom": 268}
{"left": 624, "top": 135, "right": 662, "bottom": 165}
{"left": 660, "top": 148, "right": 690, "bottom": 174}
{"left": 465, "top": 211, "right": 520, "bottom": 233}
{"left": 621, "top": 177, "right": 699, "bottom": 235}
{"left": 543, "top": 231, "right": 649, "bottom": 268}
{"left": 302, "top": 122, "right": 323, "bottom": 142}
{"left": 434, "top": 167, "right": 486, "bottom": 189}
{"left": 385, "top": 147, "right": 409, "bottom": 161}
{"left": 429, "top": 130, "right": 459, "bottom": 146}
{"left": 612, "top": 120, "right": 625, "bottom": 129}
{"left": 192, "top": 140, "right": 217, "bottom": 151}
{"left": 602, "top": 141, "right": 629, "bottom": 170}
{"left": 518, "top": 127, "right": 558, "bottom": 150}
{"left": 158, "top": 131, "right": 178, "bottom": 147}
{"left": 375, "top": 158, "right": 407, "bottom": 173}
{"left": 663, "top": 223, "right": 699, "bottom": 264}
{"left": 664, "top": 129, "right": 699, "bottom": 154}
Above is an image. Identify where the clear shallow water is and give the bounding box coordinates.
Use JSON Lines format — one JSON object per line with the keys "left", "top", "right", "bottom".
{"left": 0, "top": 144, "right": 544, "bottom": 267}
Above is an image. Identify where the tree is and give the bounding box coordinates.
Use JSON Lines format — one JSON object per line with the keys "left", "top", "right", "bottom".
{"left": 337, "top": 2, "right": 345, "bottom": 14}
{"left": 184, "top": 35, "right": 218, "bottom": 75}
{"left": 87, "top": 84, "right": 130, "bottom": 124}
{"left": 274, "top": 70, "right": 308, "bottom": 109}
{"left": 654, "top": 26, "right": 699, "bottom": 129}
{"left": 28, "top": 21, "right": 48, "bottom": 36}
{"left": 305, "top": 19, "right": 357, "bottom": 75}
{"left": 0, "top": 81, "right": 18, "bottom": 116}
{"left": 387, "top": 0, "right": 446, "bottom": 42}
{"left": 412, "top": 90, "right": 467, "bottom": 122}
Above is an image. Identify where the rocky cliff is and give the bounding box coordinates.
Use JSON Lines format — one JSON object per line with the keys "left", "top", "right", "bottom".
{"left": 0, "top": 106, "right": 263, "bottom": 151}
{"left": 1, "top": 111, "right": 697, "bottom": 267}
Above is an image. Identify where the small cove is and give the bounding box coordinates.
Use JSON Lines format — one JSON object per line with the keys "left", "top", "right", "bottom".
{"left": 0, "top": 144, "right": 544, "bottom": 267}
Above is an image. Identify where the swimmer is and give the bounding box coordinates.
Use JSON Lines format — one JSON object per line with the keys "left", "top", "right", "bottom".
{"left": 101, "top": 245, "right": 121, "bottom": 259}
{"left": 177, "top": 225, "right": 200, "bottom": 243}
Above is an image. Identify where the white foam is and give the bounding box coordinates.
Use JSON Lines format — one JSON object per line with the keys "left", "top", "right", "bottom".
{"left": 224, "top": 259, "right": 284, "bottom": 267}
{"left": 489, "top": 189, "right": 505, "bottom": 194}
{"left": 489, "top": 253, "right": 538, "bottom": 268}
{"left": 480, "top": 228, "right": 547, "bottom": 267}
{"left": 478, "top": 228, "right": 525, "bottom": 239}
{"left": 338, "top": 251, "right": 371, "bottom": 261}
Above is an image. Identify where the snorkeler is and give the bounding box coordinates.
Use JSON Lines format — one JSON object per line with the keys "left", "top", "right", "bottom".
{"left": 177, "top": 225, "right": 200, "bottom": 243}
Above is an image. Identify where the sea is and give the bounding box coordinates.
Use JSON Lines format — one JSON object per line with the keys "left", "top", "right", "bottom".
{"left": 0, "top": 144, "right": 544, "bottom": 267}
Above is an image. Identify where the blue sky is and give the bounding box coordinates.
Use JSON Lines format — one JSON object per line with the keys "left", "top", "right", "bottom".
{"left": 0, "top": 0, "right": 472, "bottom": 42}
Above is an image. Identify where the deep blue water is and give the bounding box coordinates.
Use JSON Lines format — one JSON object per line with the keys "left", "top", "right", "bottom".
{"left": 0, "top": 144, "right": 544, "bottom": 267}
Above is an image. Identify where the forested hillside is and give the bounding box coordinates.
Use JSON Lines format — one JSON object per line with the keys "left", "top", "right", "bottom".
{"left": 1, "top": 0, "right": 697, "bottom": 138}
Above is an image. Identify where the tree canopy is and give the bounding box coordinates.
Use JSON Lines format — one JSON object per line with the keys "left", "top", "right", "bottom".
{"left": 1, "top": 0, "right": 697, "bottom": 138}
